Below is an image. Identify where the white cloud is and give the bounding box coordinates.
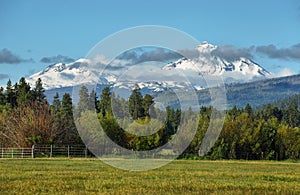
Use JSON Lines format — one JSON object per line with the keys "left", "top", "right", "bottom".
{"left": 90, "top": 54, "right": 109, "bottom": 65}
{"left": 271, "top": 68, "right": 295, "bottom": 78}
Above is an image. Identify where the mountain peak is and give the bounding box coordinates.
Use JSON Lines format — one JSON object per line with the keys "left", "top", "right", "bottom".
{"left": 42, "top": 62, "right": 66, "bottom": 74}
{"left": 196, "top": 41, "right": 217, "bottom": 53}
{"left": 27, "top": 59, "right": 114, "bottom": 89}
{"left": 73, "top": 58, "right": 91, "bottom": 64}
{"left": 163, "top": 42, "right": 270, "bottom": 79}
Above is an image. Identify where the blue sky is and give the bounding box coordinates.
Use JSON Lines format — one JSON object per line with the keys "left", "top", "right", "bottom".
{"left": 0, "top": 0, "right": 300, "bottom": 86}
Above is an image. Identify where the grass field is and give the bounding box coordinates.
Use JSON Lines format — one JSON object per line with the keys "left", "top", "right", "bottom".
{"left": 1, "top": 159, "right": 299, "bottom": 194}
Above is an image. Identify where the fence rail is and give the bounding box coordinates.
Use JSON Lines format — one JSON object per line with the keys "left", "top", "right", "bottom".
{"left": 0, "top": 145, "right": 91, "bottom": 158}
{"left": 1, "top": 147, "right": 33, "bottom": 158}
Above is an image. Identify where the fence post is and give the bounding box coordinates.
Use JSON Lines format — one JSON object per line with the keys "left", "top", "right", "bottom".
{"left": 1, "top": 148, "right": 3, "bottom": 158}
{"left": 50, "top": 145, "right": 53, "bottom": 158}
{"left": 31, "top": 145, "right": 35, "bottom": 158}
{"left": 21, "top": 148, "right": 24, "bottom": 158}
{"left": 67, "top": 145, "right": 70, "bottom": 158}
{"left": 12, "top": 148, "right": 13, "bottom": 158}
{"left": 85, "top": 147, "right": 87, "bottom": 158}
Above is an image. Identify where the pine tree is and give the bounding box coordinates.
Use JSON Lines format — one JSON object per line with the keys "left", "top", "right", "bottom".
{"left": 61, "top": 93, "right": 73, "bottom": 118}
{"left": 143, "top": 94, "right": 154, "bottom": 117}
{"left": 98, "top": 87, "right": 112, "bottom": 116}
{"left": 0, "top": 87, "right": 4, "bottom": 106}
{"left": 5, "top": 79, "right": 17, "bottom": 107}
{"left": 111, "top": 93, "right": 123, "bottom": 118}
{"left": 76, "top": 86, "right": 89, "bottom": 117}
{"left": 61, "top": 93, "right": 79, "bottom": 144}
{"left": 88, "top": 89, "right": 97, "bottom": 111}
{"left": 245, "top": 103, "right": 252, "bottom": 116}
{"left": 16, "top": 77, "right": 32, "bottom": 106}
{"left": 33, "top": 78, "right": 46, "bottom": 104}
{"left": 51, "top": 93, "right": 61, "bottom": 111}
{"left": 128, "top": 85, "right": 144, "bottom": 120}
{"left": 264, "top": 104, "right": 273, "bottom": 121}
{"left": 285, "top": 101, "right": 300, "bottom": 127}
{"left": 50, "top": 93, "right": 61, "bottom": 144}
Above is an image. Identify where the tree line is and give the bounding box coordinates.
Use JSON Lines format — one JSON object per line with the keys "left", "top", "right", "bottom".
{"left": 0, "top": 78, "right": 82, "bottom": 147}
{"left": 75, "top": 84, "right": 300, "bottom": 160}
{"left": 0, "top": 77, "right": 299, "bottom": 160}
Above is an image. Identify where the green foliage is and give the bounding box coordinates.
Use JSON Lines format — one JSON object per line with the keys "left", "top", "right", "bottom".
{"left": 25, "top": 135, "right": 42, "bottom": 145}
{"left": 50, "top": 93, "right": 61, "bottom": 144}
{"left": 126, "top": 117, "right": 163, "bottom": 151}
{"left": 143, "top": 94, "right": 154, "bottom": 117}
{"left": 75, "top": 110, "right": 105, "bottom": 152}
{"left": 128, "top": 85, "right": 144, "bottom": 120}
{"left": 204, "top": 102, "right": 300, "bottom": 160}
{"left": 5, "top": 79, "right": 17, "bottom": 108}
{"left": 60, "top": 93, "right": 80, "bottom": 144}
{"left": 0, "top": 78, "right": 84, "bottom": 147}
{"left": 99, "top": 113, "right": 127, "bottom": 148}
{"left": 98, "top": 86, "right": 112, "bottom": 116}
{"left": 16, "top": 77, "right": 33, "bottom": 106}
{"left": 88, "top": 89, "right": 97, "bottom": 111}
{"left": 75, "top": 86, "right": 89, "bottom": 117}
{"left": 0, "top": 87, "right": 4, "bottom": 105}
{"left": 33, "top": 78, "right": 46, "bottom": 104}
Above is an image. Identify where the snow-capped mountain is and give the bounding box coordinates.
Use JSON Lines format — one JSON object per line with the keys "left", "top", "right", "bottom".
{"left": 27, "top": 42, "right": 270, "bottom": 91}
{"left": 163, "top": 42, "right": 270, "bottom": 80}
{"left": 163, "top": 56, "right": 268, "bottom": 77}
{"left": 27, "top": 58, "right": 117, "bottom": 89}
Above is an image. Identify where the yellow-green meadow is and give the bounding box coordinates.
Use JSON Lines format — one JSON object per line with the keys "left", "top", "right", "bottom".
{"left": 1, "top": 159, "right": 299, "bottom": 194}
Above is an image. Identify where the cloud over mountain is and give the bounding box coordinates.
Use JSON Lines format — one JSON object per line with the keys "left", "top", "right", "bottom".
{"left": 211, "top": 45, "right": 254, "bottom": 62}
{"left": 256, "top": 43, "right": 300, "bottom": 61}
{"left": 40, "top": 55, "right": 75, "bottom": 64}
{"left": 0, "top": 48, "right": 33, "bottom": 64}
{"left": 116, "top": 47, "right": 182, "bottom": 65}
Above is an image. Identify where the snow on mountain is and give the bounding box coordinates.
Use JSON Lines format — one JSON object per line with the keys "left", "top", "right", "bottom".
{"left": 27, "top": 58, "right": 116, "bottom": 89}
{"left": 27, "top": 42, "right": 270, "bottom": 91}
{"left": 163, "top": 42, "right": 270, "bottom": 80}
{"left": 196, "top": 41, "right": 218, "bottom": 53}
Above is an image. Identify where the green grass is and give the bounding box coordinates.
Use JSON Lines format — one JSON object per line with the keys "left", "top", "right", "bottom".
{"left": 1, "top": 159, "right": 299, "bottom": 194}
